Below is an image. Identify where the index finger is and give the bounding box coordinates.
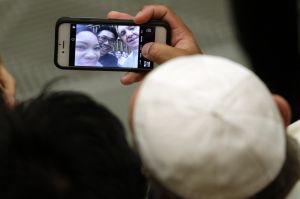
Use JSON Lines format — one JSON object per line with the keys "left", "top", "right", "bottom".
{"left": 134, "top": 5, "right": 191, "bottom": 33}
{"left": 134, "top": 5, "right": 197, "bottom": 50}
{"left": 107, "top": 11, "right": 134, "bottom": 20}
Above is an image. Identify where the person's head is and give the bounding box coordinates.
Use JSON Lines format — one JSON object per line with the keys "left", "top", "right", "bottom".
{"left": 129, "top": 55, "right": 300, "bottom": 199}
{"left": 97, "top": 26, "right": 117, "bottom": 56}
{"left": 75, "top": 25, "right": 100, "bottom": 66}
{"left": 0, "top": 91, "right": 147, "bottom": 199}
{"left": 117, "top": 26, "right": 139, "bottom": 50}
{"left": 115, "top": 50, "right": 122, "bottom": 59}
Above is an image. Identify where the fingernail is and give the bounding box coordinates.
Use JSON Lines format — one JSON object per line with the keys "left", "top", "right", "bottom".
{"left": 142, "top": 42, "right": 154, "bottom": 58}
{"left": 136, "top": 11, "right": 143, "bottom": 18}
{"left": 107, "top": 11, "right": 117, "bottom": 18}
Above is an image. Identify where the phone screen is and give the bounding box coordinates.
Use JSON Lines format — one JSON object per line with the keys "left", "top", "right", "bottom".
{"left": 69, "top": 23, "right": 155, "bottom": 69}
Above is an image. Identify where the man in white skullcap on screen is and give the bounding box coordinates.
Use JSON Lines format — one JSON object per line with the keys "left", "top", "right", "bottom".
{"left": 116, "top": 25, "right": 140, "bottom": 68}
{"left": 128, "top": 55, "right": 300, "bottom": 199}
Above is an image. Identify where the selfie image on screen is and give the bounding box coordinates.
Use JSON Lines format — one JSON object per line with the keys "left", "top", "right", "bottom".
{"left": 72, "top": 24, "right": 143, "bottom": 68}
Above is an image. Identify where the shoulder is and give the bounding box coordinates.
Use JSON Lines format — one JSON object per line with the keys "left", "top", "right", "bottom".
{"left": 288, "top": 120, "right": 300, "bottom": 144}
{"left": 286, "top": 180, "right": 300, "bottom": 199}
{"left": 102, "top": 53, "right": 117, "bottom": 60}
{"left": 99, "top": 54, "right": 118, "bottom": 66}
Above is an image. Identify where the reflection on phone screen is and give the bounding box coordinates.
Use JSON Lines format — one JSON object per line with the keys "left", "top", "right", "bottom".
{"left": 69, "top": 23, "right": 155, "bottom": 69}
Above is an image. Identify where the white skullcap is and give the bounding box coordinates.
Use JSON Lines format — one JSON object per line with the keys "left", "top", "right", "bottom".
{"left": 133, "top": 55, "right": 286, "bottom": 199}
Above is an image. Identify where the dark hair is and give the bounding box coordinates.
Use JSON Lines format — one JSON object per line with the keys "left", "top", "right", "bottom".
{"left": 76, "top": 24, "right": 95, "bottom": 35}
{"left": 97, "top": 25, "right": 118, "bottom": 40}
{"left": 250, "top": 135, "right": 300, "bottom": 199}
{"left": 0, "top": 91, "right": 147, "bottom": 199}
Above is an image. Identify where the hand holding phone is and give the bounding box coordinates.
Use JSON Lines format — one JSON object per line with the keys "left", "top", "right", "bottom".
{"left": 54, "top": 18, "right": 170, "bottom": 71}
{"left": 107, "top": 5, "right": 202, "bottom": 85}
{"left": 0, "top": 56, "right": 16, "bottom": 107}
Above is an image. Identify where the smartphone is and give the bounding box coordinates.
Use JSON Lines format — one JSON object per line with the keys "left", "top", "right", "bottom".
{"left": 54, "top": 17, "right": 170, "bottom": 71}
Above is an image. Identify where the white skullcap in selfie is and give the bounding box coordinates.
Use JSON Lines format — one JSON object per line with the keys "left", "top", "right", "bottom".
{"left": 133, "top": 55, "right": 285, "bottom": 199}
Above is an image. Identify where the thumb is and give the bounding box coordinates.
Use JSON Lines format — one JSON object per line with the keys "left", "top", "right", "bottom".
{"left": 142, "top": 42, "right": 191, "bottom": 64}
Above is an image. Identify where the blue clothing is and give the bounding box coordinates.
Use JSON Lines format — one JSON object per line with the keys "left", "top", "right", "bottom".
{"left": 99, "top": 53, "right": 118, "bottom": 67}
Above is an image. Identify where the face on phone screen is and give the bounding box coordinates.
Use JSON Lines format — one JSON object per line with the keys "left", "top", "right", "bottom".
{"left": 69, "top": 23, "right": 155, "bottom": 69}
